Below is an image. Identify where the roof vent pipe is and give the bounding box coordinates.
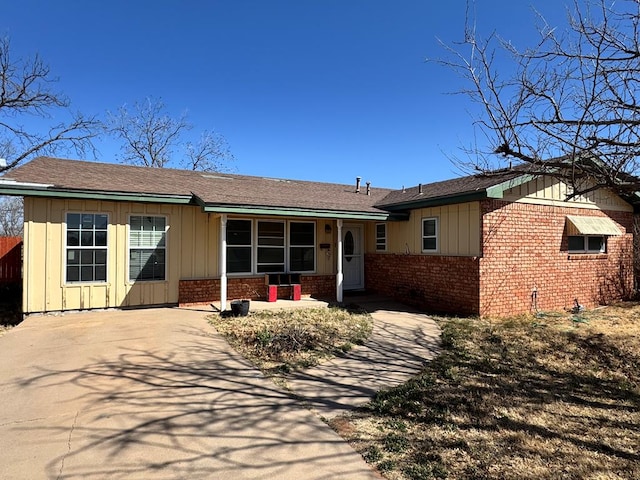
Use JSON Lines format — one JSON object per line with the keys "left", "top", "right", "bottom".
{"left": 355, "top": 176, "right": 361, "bottom": 193}
{"left": 366, "top": 181, "right": 371, "bottom": 196}
{"left": 418, "top": 183, "right": 423, "bottom": 194}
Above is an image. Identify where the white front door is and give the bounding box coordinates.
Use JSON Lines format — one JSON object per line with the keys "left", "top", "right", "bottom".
{"left": 342, "top": 224, "right": 364, "bottom": 290}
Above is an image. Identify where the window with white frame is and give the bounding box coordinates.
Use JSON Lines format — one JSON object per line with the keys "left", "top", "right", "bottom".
{"left": 227, "top": 219, "right": 252, "bottom": 274}
{"left": 375, "top": 223, "right": 387, "bottom": 251}
{"left": 422, "top": 217, "right": 438, "bottom": 252}
{"left": 257, "top": 220, "right": 285, "bottom": 273}
{"left": 289, "top": 222, "right": 315, "bottom": 272}
{"left": 65, "top": 213, "right": 108, "bottom": 283}
{"left": 568, "top": 235, "right": 606, "bottom": 254}
{"left": 129, "top": 216, "right": 167, "bottom": 281}
{"left": 226, "top": 220, "right": 315, "bottom": 274}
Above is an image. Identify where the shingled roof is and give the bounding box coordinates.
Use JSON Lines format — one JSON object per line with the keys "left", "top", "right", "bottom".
{"left": 376, "top": 170, "right": 525, "bottom": 210}
{"left": 0, "top": 157, "right": 395, "bottom": 218}
{"left": 0, "top": 157, "right": 539, "bottom": 217}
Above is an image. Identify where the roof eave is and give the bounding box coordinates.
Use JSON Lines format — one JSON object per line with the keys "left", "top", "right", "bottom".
{"left": 379, "top": 173, "right": 535, "bottom": 211}
{"left": 380, "top": 191, "right": 489, "bottom": 211}
{"left": 485, "top": 173, "right": 536, "bottom": 198}
{"left": 200, "top": 203, "right": 405, "bottom": 220}
{"left": 0, "top": 183, "right": 193, "bottom": 204}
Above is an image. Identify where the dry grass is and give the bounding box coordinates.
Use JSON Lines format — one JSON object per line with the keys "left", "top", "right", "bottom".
{"left": 209, "top": 305, "right": 373, "bottom": 375}
{"left": 333, "top": 304, "right": 640, "bottom": 480}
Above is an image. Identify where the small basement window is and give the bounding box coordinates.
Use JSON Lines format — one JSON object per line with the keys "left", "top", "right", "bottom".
{"left": 568, "top": 235, "right": 606, "bottom": 254}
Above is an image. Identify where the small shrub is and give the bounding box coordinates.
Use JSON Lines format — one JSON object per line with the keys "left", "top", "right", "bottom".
{"left": 376, "top": 459, "right": 396, "bottom": 472}
{"left": 403, "top": 463, "right": 447, "bottom": 480}
{"left": 383, "top": 432, "right": 409, "bottom": 453}
{"left": 254, "top": 328, "right": 273, "bottom": 347}
{"left": 384, "top": 418, "right": 408, "bottom": 432}
{"left": 362, "top": 445, "right": 383, "bottom": 463}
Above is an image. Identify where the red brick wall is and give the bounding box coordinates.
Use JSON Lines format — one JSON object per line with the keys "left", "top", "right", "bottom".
{"left": 365, "top": 253, "right": 480, "bottom": 316}
{"left": 479, "top": 200, "right": 634, "bottom": 317}
{"left": 301, "top": 274, "right": 335, "bottom": 298}
{"left": 178, "top": 275, "right": 335, "bottom": 306}
{"left": 178, "top": 279, "right": 219, "bottom": 306}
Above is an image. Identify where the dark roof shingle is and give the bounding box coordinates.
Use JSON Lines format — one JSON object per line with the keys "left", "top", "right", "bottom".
{"left": 376, "top": 171, "right": 522, "bottom": 208}
{"left": 4, "top": 157, "right": 393, "bottom": 214}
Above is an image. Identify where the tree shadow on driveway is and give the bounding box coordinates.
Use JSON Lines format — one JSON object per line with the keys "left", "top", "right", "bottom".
{"left": 1, "top": 312, "right": 379, "bottom": 480}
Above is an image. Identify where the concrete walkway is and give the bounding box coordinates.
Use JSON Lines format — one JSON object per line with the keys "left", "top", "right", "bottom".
{"left": 286, "top": 296, "right": 441, "bottom": 419}
{"left": 0, "top": 308, "right": 381, "bottom": 480}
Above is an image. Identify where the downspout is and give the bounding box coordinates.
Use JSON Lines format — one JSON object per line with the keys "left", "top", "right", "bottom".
{"left": 336, "top": 219, "right": 343, "bottom": 303}
{"left": 220, "top": 214, "right": 228, "bottom": 311}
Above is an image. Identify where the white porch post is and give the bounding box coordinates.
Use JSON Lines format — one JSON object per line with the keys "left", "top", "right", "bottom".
{"left": 220, "top": 214, "right": 228, "bottom": 311}
{"left": 336, "top": 219, "right": 343, "bottom": 303}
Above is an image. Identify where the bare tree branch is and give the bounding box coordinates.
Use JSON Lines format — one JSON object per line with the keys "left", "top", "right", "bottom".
{"left": 435, "top": 0, "right": 640, "bottom": 199}
{"left": 106, "top": 96, "right": 235, "bottom": 172}
{"left": 0, "top": 36, "right": 99, "bottom": 173}
{"left": 106, "top": 97, "right": 189, "bottom": 168}
{"left": 183, "top": 130, "right": 235, "bottom": 172}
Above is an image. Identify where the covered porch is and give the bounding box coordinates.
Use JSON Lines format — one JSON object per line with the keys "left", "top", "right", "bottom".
{"left": 178, "top": 212, "right": 386, "bottom": 311}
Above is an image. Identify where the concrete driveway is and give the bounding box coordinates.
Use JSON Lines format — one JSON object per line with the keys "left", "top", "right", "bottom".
{"left": 0, "top": 308, "right": 380, "bottom": 480}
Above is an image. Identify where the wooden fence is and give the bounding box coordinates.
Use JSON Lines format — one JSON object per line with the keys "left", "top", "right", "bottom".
{"left": 0, "top": 237, "right": 22, "bottom": 284}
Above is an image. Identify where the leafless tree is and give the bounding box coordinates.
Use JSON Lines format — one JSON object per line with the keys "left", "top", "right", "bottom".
{"left": 0, "top": 196, "right": 23, "bottom": 237}
{"left": 183, "top": 130, "right": 234, "bottom": 172}
{"left": 437, "top": 0, "right": 640, "bottom": 198}
{"left": 106, "top": 97, "right": 234, "bottom": 171}
{"left": 0, "top": 37, "right": 99, "bottom": 173}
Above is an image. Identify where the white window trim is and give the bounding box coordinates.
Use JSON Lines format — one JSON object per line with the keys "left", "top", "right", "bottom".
{"left": 256, "top": 219, "right": 286, "bottom": 274}
{"left": 64, "top": 212, "right": 109, "bottom": 285}
{"left": 375, "top": 223, "right": 387, "bottom": 251}
{"left": 226, "top": 218, "right": 253, "bottom": 276}
{"left": 288, "top": 220, "right": 316, "bottom": 273}
{"left": 127, "top": 214, "right": 169, "bottom": 283}
{"left": 422, "top": 217, "right": 439, "bottom": 253}
{"left": 226, "top": 219, "right": 317, "bottom": 275}
{"left": 568, "top": 235, "right": 607, "bottom": 254}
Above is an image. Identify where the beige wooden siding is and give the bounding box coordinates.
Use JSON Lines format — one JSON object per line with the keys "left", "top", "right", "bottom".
{"left": 365, "top": 202, "right": 481, "bottom": 256}
{"left": 23, "top": 198, "right": 216, "bottom": 313}
{"left": 316, "top": 219, "right": 335, "bottom": 275}
{"left": 502, "top": 177, "right": 633, "bottom": 212}
{"left": 22, "top": 201, "right": 333, "bottom": 313}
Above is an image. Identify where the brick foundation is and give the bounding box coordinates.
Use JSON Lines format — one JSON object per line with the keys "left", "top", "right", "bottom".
{"left": 365, "top": 253, "right": 480, "bottom": 316}
{"left": 178, "top": 275, "right": 335, "bottom": 306}
{"left": 479, "top": 200, "right": 633, "bottom": 317}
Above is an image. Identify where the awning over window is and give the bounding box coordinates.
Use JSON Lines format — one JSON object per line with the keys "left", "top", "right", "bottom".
{"left": 565, "top": 215, "right": 622, "bottom": 236}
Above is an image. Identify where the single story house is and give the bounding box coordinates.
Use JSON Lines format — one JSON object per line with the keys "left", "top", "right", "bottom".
{"left": 0, "top": 156, "right": 635, "bottom": 317}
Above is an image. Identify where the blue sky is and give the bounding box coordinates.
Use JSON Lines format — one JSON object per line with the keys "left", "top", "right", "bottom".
{"left": 3, "top": 1, "right": 567, "bottom": 189}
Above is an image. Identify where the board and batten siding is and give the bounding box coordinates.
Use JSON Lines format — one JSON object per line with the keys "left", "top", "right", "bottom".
{"left": 23, "top": 197, "right": 217, "bottom": 313}
{"left": 23, "top": 198, "right": 334, "bottom": 313}
{"left": 365, "top": 202, "right": 482, "bottom": 257}
{"left": 502, "top": 177, "right": 633, "bottom": 212}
